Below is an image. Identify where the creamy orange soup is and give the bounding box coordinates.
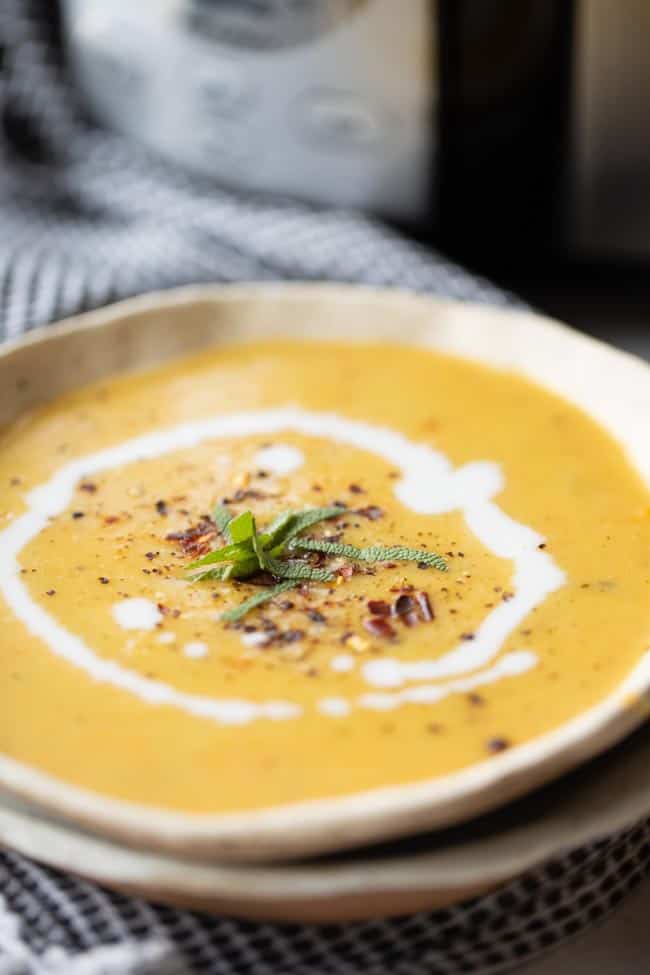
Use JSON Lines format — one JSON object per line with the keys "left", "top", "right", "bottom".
{"left": 0, "top": 341, "right": 648, "bottom": 814}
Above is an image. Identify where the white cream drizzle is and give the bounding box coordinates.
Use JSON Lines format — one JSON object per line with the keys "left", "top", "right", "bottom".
{"left": 183, "top": 641, "right": 208, "bottom": 660}
{"left": 156, "top": 631, "right": 176, "bottom": 645}
{"left": 253, "top": 443, "right": 304, "bottom": 476}
{"left": 0, "top": 407, "right": 566, "bottom": 725}
{"left": 330, "top": 653, "right": 355, "bottom": 673}
{"left": 358, "top": 650, "right": 537, "bottom": 710}
{"left": 318, "top": 697, "right": 351, "bottom": 718}
{"left": 112, "top": 598, "right": 162, "bottom": 632}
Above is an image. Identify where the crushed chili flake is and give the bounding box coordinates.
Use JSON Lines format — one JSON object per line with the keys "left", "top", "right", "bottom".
{"left": 72, "top": 511, "right": 85, "bottom": 520}
{"left": 368, "top": 599, "right": 391, "bottom": 617}
{"left": 487, "top": 737, "right": 510, "bottom": 753}
{"left": 306, "top": 608, "right": 327, "bottom": 624}
{"left": 348, "top": 483, "right": 364, "bottom": 494}
{"left": 460, "top": 632, "right": 475, "bottom": 640}
{"left": 145, "top": 551, "right": 158, "bottom": 561}
{"left": 402, "top": 612, "right": 420, "bottom": 627}
{"left": 364, "top": 617, "right": 396, "bottom": 639}
{"left": 224, "top": 488, "right": 273, "bottom": 503}
{"left": 468, "top": 692, "right": 485, "bottom": 706}
{"left": 45, "top": 589, "right": 56, "bottom": 596}
{"left": 98, "top": 577, "right": 110, "bottom": 585}
{"left": 103, "top": 515, "right": 120, "bottom": 525}
{"left": 166, "top": 520, "right": 217, "bottom": 557}
{"left": 538, "top": 543, "right": 546, "bottom": 550}
{"left": 79, "top": 482, "right": 97, "bottom": 493}
{"left": 416, "top": 591, "right": 434, "bottom": 621}
{"left": 357, "top": 505, "right": 383, "bottom": 520}
{"left": 155, "top": 500, "right": 168, "bottom": 516}
{"left": 280, "top": 630, "right": 304, "bottom": 644}
{"left": 393, "top": 593, "right": 417, "bottom": 617}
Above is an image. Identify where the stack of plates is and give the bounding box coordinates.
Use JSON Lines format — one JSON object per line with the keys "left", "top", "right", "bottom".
{"left": 1, "top": 725, "right": 650, "bottom": 924}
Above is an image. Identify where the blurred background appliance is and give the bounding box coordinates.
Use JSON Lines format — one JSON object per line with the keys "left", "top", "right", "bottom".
{"left": 60, "top": 0, "right": 569, "bottom": 265}
{"left": 59, "top": 0, "right": 650, "bottom": 274}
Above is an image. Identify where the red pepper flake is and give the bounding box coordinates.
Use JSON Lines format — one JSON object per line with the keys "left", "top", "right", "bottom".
{"left": 348, "top": 483, "right": 364, "bottom": 494}
{"left": 306, "top": 609, "right": 326, "bottom": 624}
{"left": 98, "top": 577, "right": 110, "bottom": 585}
{"left": 71, "top": 511, "right": 85, "bottom": 520}
{"left": 389, "top": 583, "right": 415, "bottom": 593}
{"left": 460, "top": 632, "right": 475, "bottom": 641}
{"left": 45, "top": 589, "right": 56, "bottom": 596}
{"left": 145, "top": 551, "right": 157, "bottom": 561}
{"left": 80, "top": 482, "right": 97, "bottom": 494}
{"left": 393, "top": 593, "right": 417, "bottom": 617}
{"left": 467, "top": 692, "right": 484, "bottom": 706}
{"left": 538, "top": 543, "right": 546, "bottom": 550}
{"left": 368, "top": 599, "right": 391, "bottom": 617}
{"left": 357, "top": 505, "right": 383, "bottom": 521}
{"left": 155, "top": 500, "right": 168, "bottom": 516}
{"left": 416, "top": 591, "right": 434, "bottom": 621}
{"left": 311, "top": 484, "right": 323, "bottom": 492}
{"left": 402, "top": 611, "right": 420, "bottom": 627}
{"left": 166, "top": 520, "right": 217, "bottom": 557}
{"left": 502, "top": 592, "right": 514, "bottom": 602}
{"left": 363, "top": 617, "right": 396, "bottom": 639}
{"left": 280, "top": 630, "right": 305, "bottom": 644}
{"left": 487, "top": 737, "right": 510, "bottom": 753}
{"left": 256, "top": 470, "right": 269, "bottom": 479}
{"left": 103, "top": 515, "right": 120, "bottom": 525}
{"left": 225, "top": 488, "right": 272, "bottom": 503}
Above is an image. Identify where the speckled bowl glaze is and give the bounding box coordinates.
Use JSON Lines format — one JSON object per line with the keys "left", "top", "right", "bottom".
{"left": 0, "top": 284, "right": 649, "bottom": 870}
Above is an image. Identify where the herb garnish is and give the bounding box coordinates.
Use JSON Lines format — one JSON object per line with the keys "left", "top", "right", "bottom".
{"left": 186, "top": 503, "right": 447, "bottom": 622}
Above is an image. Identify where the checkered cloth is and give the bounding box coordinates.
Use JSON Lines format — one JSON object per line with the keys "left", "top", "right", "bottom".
{"left": 1, "top": 3, "right": 649, "bottom": 973}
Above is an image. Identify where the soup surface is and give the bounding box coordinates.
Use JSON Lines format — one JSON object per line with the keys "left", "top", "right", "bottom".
{"left": 0, "top": 341, "right": 648, "bottom": 814}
